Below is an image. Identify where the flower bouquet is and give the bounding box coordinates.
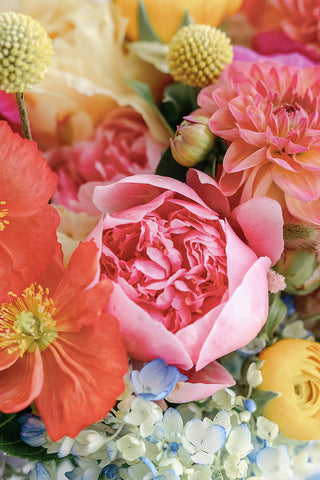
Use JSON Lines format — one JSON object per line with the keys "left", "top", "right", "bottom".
{"left": 1, "top": 0, "right": 320, "bottom": 479}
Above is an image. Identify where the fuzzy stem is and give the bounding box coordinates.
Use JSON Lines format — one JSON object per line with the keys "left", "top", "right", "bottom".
{"left": 15, "top": 92, "right": 32, "bottom": 140}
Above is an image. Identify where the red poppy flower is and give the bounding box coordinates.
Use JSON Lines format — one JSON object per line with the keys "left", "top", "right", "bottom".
{"left": 0, "top": 121, "right": 59, "bottom": 303}
{"left": 0, "top": 240, "right": 128, "bottom": 441}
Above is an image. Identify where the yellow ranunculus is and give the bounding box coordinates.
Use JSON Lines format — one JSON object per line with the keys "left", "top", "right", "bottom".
{"left": 258, "top": 339, "right": 320, "bottom": 441}
{"left": 114, "top": 0, "right": 243, "bottom": 43}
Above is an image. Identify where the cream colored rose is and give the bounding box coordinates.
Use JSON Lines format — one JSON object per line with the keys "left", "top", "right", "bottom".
{"left": 4, "top": 0, "right": 170, "bottom": 150}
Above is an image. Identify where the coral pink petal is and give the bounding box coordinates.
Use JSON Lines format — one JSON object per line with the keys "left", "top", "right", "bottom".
{"left": 186, "top": 169, "right": 230, "bottom": 217}
{"left": 175, "top": 304, "right": 225, "bottom": 365}
{"left": 272, "top": 164, "right": 320, "bottom": 201}
{"left": 106, "top": 282, "right": 193, "bottom": 370}
{"left": 232, "top": 197, "right": 284, "bottom": 265}
{"left": 196, "top": 256, "right": 271, "bottom": 371}
{"left": 166, "top": 361, "right": 235, "bottom": 403}
{"left": 0, "top": 348, "right": 21, "bottom": 371}
{"left": 0, "top": 349, "right": 43, "bottom": 412}
{"left": 225, "top": 221, "right": 258, "bottom": 296}
{"left": 286, "top": 195, "right": 320, "bottom": 225}
{"left": 223, "top": 141, "right": 267, "bottom": 173}
{"left": 209, "top": 109, "right": 240, "bottom": 141}
{"left": 93, "top": 174, "right": 207, "bottom": 214}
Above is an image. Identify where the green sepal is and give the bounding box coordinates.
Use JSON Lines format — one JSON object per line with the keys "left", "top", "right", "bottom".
{"left": 156, "top": 146, "right": 188, "bottom": 182}
{"left": 177, "top": 9, "right": 194, "bottom": 29}
{"left": 126, "top": 79, "right": 174, "bottom": 136}
{"left": 137, "top": 0, "right": 162, "bottom": 42}
{"left": 0, "top": 412, "right": 61, "bottom": 462}
{"left": 159, "top": 82, "right": 198, "bottom": 130}
{"left": 251, "top": 389, "right": 280, "bottom": 417}
{"left": 262, "top": 293, "right": 287, "bottom": 340}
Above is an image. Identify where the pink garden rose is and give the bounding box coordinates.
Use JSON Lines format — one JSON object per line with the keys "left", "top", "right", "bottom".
{"left": 90, "top": 170, "right": 284, "bottom": 401}
{"left": 198, "top": 61, "right": 320, "bottom": 225}
{"left": 47, "top": 107, "right": 166, "bottom": 215}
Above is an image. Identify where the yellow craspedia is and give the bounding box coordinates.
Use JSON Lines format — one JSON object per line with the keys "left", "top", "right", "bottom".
{"left": 258, "top": 339, "right": 320, "bottom": 441}
{"left": 0, "top": 11, "right": 53, "bottom": 93}
{"left": 114, "top": 0, "right": 243, "bottom": 43}
{"left": 167, "top": 25, "right": 233, "bottom": 88}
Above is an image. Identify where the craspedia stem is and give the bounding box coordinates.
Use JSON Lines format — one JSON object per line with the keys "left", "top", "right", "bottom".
{"left": 15, "top": 93, "right": 32, "bottom": 140}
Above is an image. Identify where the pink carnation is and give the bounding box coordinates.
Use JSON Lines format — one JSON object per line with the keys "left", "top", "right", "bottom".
{"left": 47, "top": 107, "right": 166, "bottom": 215}
{"left": 90, "top": 170, "right": 284, "bottom": 402}
{"left": 199, "top": 61, "right": 320, "bottom": 225}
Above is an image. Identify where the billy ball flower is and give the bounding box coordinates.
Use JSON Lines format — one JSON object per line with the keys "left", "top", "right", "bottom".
{"left": 167, "top": 25, "right": 233, "bottom": 88}
{"left": 257, "top": 339, "right": 320, "bottom": 440}
{"left": 0, "top": 11, "right": 53, "bottom": 92}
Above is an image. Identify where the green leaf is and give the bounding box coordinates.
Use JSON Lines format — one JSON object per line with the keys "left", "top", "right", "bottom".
{"left": 160, "top": 82, "right": 198, "bottom": 129}
{"left": 137, "top": 0, "right": 162, "bottom": 42}
{"left": 251, "top": 389, "right": 280, "bottom": 417}
{"left": 0, "top": 412, "right": 60, "bottom": 462}
{"left": 126, "top": 80, "right": 174, "bottom": 136}
{"left": 156, "top": 146, "right": 188, "bottom": 182}
{"left": 263, "top": 294, "right": 287, "bottom": 339}
{"left": 177, "top": 9, "right": 194, "bottom": 29}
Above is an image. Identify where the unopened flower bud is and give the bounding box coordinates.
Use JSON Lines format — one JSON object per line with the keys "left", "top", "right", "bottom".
{"left": 275, "top": 249, "right": 320, "bottom": 295}
{"left": 283, "top": 223, "right": 320, "bottom": 250}
{"left": 170, "top": 115, "right": 215, "bottom": 167}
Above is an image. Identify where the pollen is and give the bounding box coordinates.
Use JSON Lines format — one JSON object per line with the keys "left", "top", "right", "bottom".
{"left": 167, "top": 24, "right": 233, "bottom": 88}
{"left": 0, "top": 284, "right": 58, "bottom": 355}
{"left": 0, "top": 11, "right": 54, "bottom": 92}
{"left": 0, "top": 200, "right": 9, "bottom": 231}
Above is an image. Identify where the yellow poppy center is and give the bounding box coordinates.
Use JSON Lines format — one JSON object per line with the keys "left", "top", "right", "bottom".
{"left": 0, "top": 201, "right": 9, "bottom": 231}
{"left": 0, "top": 284, "right": 58, "bottom": 355}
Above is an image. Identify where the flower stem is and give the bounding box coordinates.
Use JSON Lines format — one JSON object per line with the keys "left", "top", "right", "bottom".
{"left": 15, "top": 92, "right": 32, "bottom": 140}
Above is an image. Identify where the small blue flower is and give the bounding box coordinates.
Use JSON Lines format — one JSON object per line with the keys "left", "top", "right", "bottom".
{"left": 130, "top": 358, "right": 188, "bottom": 401}
{"left": 35, "top": 462, "right": 52, "bottom": 480}
{"left": 19, "top": 414, "right": 47, "bottom": 447}
{"left": 101, "top": 464, "right": 120, "bottom": 479}
{"left": 282, "top": 295, "right": 295, "bottom": 316}
{"left": 243, "top": 399, "right": 256, "bottom": 413}
{"left": 306, "top": 474, "right": 320, "bottom": 480}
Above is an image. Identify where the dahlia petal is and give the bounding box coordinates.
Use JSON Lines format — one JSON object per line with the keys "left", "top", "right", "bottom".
{"left": 196, "top": 256, "right": 271, "bottom": 370}
{"left": 0, "top": 349, "right": 43, "bottom": 412}
{"left": 223, "top": 141, "right": 267, "bottom": 173}
{"left": 166, "top": 361, "right": 235, "bottom": 403}
{"left": 286, "top": 195, "right": 320, "bottom": 225}
{"left": 232, "top": 197, "right": 284, "bottom": 265}
{"left": 295, "top": 149, "right": 320, "bottom": 171}
{"left": 238, "top": 128, "right": 266, "bottom": 147}
{"left": 209, "top": 109, "right": 239, "bottom": 141}
{"left": 36, "top": 313, "right": 127, "bottom": 441}
{"left": 106, "top": 282, "right": 193, "bottom": 370}
{"left": 272, "top": 164, "right": 320, "bottom": 201}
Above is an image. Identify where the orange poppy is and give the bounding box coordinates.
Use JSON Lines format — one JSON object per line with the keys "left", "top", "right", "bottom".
{"left": 0, "top": 240, "right": 128, "bottom": 441}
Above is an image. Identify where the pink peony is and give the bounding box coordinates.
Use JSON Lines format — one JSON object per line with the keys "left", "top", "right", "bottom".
{"left": 47, "top": 107, "right": 166, "bottom": 215}
{"left": 198, "top": 61, "right": 320, "bottom": 225}
{"left": 90, "top": 170, "right": 284, "bottom": 401}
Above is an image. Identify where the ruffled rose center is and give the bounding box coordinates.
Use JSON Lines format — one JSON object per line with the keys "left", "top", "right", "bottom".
{"left": 101, "top": 199, "right": 228, "bottom": 332}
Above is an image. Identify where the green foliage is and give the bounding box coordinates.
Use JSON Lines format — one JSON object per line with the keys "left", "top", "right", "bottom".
{"left": 159, "top": 82, "right": 198, "bottom": 130}
{"left": 0, "top": 412, "right": 58, "bottom": 462}
{"left": 177, "top": 9, "right": 194, "bottom": 29}
{"left": 137, "top": 0, "right": 162, "bottom": 42}
{"left": 262, "top": 294, "right": 287, "bottom": 340}
{"left": 156, "top": 146, "right": 188, "bottom": 182}
{"left": 251, "top": 389, "right": 280, "bottom": 417}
